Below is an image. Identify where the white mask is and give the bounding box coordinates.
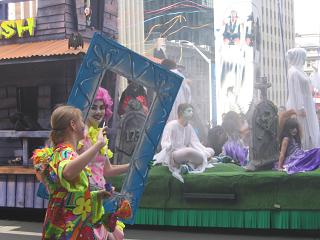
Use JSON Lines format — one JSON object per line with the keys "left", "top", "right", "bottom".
{"left": 182, "top": 107, "right": 193, "bottom": 121}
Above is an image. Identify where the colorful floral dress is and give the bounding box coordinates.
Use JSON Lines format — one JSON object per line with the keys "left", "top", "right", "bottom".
{"left": 78, "top": 126, "right": 113, "bottom": 190}
{"left": 33, "top": 144, "right": 107, "bottom": 240}
{"left": 78, "top": 126, "right": 125, "bottom": 240}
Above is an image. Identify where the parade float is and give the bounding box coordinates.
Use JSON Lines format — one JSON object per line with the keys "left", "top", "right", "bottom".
{"left": 0, "top": 0, "right": 319, "bottom": 231}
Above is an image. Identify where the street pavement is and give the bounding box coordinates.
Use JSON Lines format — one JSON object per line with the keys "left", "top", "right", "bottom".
{"left": 0, "top": 220, "right": 319, "bottom": 240}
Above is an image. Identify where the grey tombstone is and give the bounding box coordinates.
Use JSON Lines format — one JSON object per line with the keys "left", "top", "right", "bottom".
{"left": 246, "top": 77, "right": 278, "bottom": 171}
{"left": 114, "top": 99, "right": 146, "bottom": 164}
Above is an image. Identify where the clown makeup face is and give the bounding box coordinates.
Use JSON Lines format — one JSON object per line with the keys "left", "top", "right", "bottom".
{"left": 182, "top": 107, "right": 193, "bottom": 121}
{"left": 88, "top": 100, "right": 106, "bottom": 127}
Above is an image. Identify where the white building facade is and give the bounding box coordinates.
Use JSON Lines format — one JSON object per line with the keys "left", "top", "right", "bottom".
{"left": 8, "top": 0, "right": 37, "bottom": 20}
{"left": 260, "top": 0, "right": 295, "bottom": 107}
{"left": 118, "top": 0, "right": 144, "bottom": 92}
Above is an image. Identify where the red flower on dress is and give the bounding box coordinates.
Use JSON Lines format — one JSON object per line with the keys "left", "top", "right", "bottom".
{"left": 77, "top": 225, "right": 95, "bottom": 240}
{"left": 50, "top": 206, "right": 65, "bottom": 228}
{"left": 109, "top": 213, "right": 117, "bottom": 232}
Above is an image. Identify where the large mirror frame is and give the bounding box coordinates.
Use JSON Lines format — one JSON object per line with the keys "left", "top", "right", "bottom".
{"left": 67, "top": 33, "right": 183, "bottom": 223}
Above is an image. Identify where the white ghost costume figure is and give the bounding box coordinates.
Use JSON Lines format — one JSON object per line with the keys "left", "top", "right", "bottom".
{"left": 286, "top": 48, "right": 319, "bottom": 149}
{"left": 154, "top": 118, "right": 214, "bottom": 183}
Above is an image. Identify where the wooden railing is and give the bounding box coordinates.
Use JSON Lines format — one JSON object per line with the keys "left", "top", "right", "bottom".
{"left": 0, "top": 130, "right": 50, "bottom": 174}
{"left": 0, "top": 131, "right": 50, "bottom": 208}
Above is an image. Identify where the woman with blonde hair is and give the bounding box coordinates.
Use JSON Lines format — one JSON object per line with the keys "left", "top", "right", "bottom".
{"left": 32, "top": 105, "right": 113, "bottom": 239}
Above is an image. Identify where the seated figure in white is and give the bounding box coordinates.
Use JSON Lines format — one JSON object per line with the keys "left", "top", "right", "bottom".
{"left": 154, "top": 103, "right": 215, "bottom": 182}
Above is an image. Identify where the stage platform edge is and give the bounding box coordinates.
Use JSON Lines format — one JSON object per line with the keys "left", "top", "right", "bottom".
{"left": 134, "top": 208, "right": 320, "bottom": 230}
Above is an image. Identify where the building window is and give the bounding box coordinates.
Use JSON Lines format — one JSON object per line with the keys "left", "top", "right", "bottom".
{"left": 0, "top": 3, "right": 8, "bottom": 20}
{"left": 17, "top": 87, "right": 38, "bottom": 120}
{"left": 85, "top": 0, "right": 105, "bottom": 30}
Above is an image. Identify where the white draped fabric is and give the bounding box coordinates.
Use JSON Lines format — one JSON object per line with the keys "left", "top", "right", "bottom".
{"left": 310, "top": 69, "right": 320, "bottom": 92}
{"left": 286, "top": 48, "right": 319, "bottom": 149}
{"left": 167, "top": 69, "right": 192, "bottom": 122}
{"left": 154, "top": 120, "right": 214, "bottom": 182}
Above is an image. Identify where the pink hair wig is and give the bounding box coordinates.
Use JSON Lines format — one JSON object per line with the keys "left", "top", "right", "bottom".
{"left": 95, "top": 87, "right": 113, "bottom": 122}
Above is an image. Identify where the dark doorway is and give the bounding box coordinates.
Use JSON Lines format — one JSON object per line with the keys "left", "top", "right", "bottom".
{"left": 90, "top": 0, "right": 105, "bottom": 30}
{"left": 17, "top": 87, "right": 38, "bottom": 119}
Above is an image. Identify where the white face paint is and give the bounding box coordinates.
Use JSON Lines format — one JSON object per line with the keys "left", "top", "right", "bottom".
{"left": 182, "top": 107, "right": 193, "bottom": 121}
{"left": 88, "top": 100, "right": 105, "bottom": 127}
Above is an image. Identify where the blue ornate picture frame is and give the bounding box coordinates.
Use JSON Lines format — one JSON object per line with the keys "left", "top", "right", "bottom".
{"left": 67, "top": 33, "right": 183, "bottom": 223}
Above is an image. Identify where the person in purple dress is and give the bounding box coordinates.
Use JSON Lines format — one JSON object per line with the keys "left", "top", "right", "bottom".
{"left": 278, "top": 117, "right": 320, "bottom": 174}
{"left": 221, "top": 111, "right": 249, "bottom": 166}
